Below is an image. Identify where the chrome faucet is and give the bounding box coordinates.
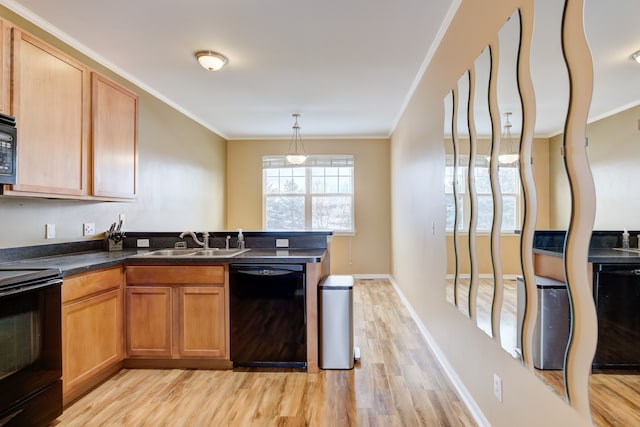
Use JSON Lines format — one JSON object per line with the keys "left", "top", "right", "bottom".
{"left": 178, "top": 231, "right": 210, "bottom": 249}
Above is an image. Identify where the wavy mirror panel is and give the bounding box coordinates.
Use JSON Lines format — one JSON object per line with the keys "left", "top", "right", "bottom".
{"left": 529, "top": 0, "right": 570, "bottom": 400}
{"left": 444, "top": 90, "right": 457, "bottom": 306}
{"left": 455, "top": 71, "right": 472, "bottom": 317}
{"left": 495, "top": 10, "right": 524, "bottom": 359}
{"left": 583, "top": 0, "right": 640, "bottom": 423}
{"left": 471, "top": 47, "right": 495, "bottom": 338}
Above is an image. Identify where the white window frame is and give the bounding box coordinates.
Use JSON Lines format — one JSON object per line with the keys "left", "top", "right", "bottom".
{"left": 445, "top": 154, "right": 520, "bottom": 234}
{"left": 262, "top": 155, "right": 355, "bottom": 234}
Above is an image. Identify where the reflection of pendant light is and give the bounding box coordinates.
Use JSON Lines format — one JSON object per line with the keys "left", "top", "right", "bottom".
{"left": 631, "top": 50, "right": 640, "bottom": 64}
{"left": 285, "top": 113, "right": 308, "bottom": 165}
{"left": 498, "top": 112, "right": 519, "bottom": 165}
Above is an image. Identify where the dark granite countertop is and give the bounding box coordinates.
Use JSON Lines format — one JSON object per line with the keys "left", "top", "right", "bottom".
{"left": 0, "top": 248, "right": 326, "bottom": 277}
{"left": 533, "top": 246, "right": 640, "bottom": 264}
{"left": 126, "top": 248, "right": 326, "bottom": 266}
{"left": 0, "top": 250, "right": 138, "bottom": 277}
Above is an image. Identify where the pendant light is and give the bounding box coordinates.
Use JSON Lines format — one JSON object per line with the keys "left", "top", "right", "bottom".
{"left": 498, "top": 112, "right": 519, "bottom": 165}
{"left": 285, "top": 113, "right": 308, "bottom": 165}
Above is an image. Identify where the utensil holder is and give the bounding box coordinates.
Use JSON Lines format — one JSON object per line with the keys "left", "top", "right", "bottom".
{"left": 105, "top": 239, "right": 123, "bottom": 251}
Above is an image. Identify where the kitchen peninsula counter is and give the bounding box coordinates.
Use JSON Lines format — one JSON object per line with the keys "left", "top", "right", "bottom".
{"left": 0, "top": 231, "right": 332, "bottom": 374}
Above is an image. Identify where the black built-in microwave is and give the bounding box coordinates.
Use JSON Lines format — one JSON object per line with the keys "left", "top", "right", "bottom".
{"left": 0, "top": 113, "right": 16, "bottom": 184}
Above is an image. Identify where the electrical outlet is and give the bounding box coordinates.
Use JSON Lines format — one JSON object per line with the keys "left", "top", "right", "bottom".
{"left": 493, "top": 374, "right": 503, "bottom": 402}
{"left": 83, "top": 223, "right": 95, "bottom": 236}
{"left": 45, "top": 223, "right": 55, "bottom": 239}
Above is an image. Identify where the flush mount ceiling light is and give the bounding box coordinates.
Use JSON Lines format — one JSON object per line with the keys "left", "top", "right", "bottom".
{"left": 632, "top": 50, "right": 640, "bottom": 64}
{"left": 498, "top": 112, "right": 519, "bottom": 165}
{"left": 195, "top": 50, "right": 228, "bottom": 71}
{"left": 285, "top": 113, "right": 308, "bottom": 165}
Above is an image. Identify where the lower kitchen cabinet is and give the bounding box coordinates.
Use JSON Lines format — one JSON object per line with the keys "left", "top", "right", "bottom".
{"left": 177, "top": 286, "right": 226, "bottom": 358}
{"left": 125, "top": 286, "right": 172, "bottom": 357}
{"left": 125, "top": 265, "right": 229, "bottom": 363}
{"left": 61, "top": 267, "right": 124, "bottom": 406}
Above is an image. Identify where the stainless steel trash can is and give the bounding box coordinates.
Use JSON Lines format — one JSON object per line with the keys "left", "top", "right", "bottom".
{"left": 533, "top": 275, "right": 570, "bottom": 370}
{"left": 319, "top": 275, "right": 355, "bottom": 369}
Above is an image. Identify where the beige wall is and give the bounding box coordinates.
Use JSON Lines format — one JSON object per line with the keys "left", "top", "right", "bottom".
{"left": 390, "top": 0, "right": 586, "bottom": 426}
{"left": 0, "top": 7, "right": 226, "bottom": 248}
{"left": 226, "top": 138, "right": 390, "bottom": 275}
{"left": 550, "top": 104, "right": 640, "bottom": 230}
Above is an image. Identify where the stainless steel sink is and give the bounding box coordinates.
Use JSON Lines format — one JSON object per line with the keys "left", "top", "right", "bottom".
{"left": 192, "top": 248, "right": 251, "bottom": 257}
{"left": 135, "top": 248, "right": 250, "bottom": 258}
{"left": 145, "top": 249, "right": 200, "bottom": 256}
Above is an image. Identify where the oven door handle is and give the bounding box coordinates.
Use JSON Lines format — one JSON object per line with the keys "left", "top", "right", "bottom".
{"left": 0, "top": 279, "right": 62, "bottom": 298}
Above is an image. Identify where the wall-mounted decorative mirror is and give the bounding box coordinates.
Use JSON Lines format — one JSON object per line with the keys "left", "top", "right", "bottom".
{"left": 444, "top": 90, "right": 457, "bottom": 306}
{"left": 455, "top": 70, "right": 472, "bottom": 318}
{"left": 444, "top": 0, "right": 639, "bottom": 422}
{"left": 495, "top": 10, "right": 524, "bottom": 359}
{"left": 471, "top": 46, "right": 495, "bottom": 338}
{"left": 582, "top": 0, "right": 640, "bottom": 423}
{"left": 528, "top": 0, "right": 569, "bottom": 400}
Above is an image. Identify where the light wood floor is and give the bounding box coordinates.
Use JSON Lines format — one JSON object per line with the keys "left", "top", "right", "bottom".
{"left": 53, "top": 279, "right": 476, "bottom": 427}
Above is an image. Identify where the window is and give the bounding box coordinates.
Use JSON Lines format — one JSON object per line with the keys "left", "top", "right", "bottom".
{"left": 263, "top": 155, "right": 354, "bottom": 233}
{"left": 445, "top": 154, "right": 519, "bottom": 232}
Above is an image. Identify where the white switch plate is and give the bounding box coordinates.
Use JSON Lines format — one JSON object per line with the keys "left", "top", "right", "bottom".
{"left": 276, "top": 238, "right": 289, "bottom": 248}
{"left": 45, "top": 223, "right": 55, "bottom": 239}
{"left": 83, "top": 223, "right": 95, "bottom": 236}
{"left": 493, "top": 374, "right": 503, "bottom": 403}
{"left": 137, "top": 239, "right": 150, "bottom": 248}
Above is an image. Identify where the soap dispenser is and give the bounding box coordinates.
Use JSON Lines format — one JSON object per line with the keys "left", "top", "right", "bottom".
{"left": 622, "top": 228, "right": 630, "bottom": 249}
{"left": 237, "top": 228, "right": 245, "bottom": 249}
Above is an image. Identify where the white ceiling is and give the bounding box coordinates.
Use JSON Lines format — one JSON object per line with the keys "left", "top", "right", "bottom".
{"left": 0, "top": 0, "right": 638, "bottom": 140}
{"left": 0, "top": 0, "right": 458, "bottom": 139}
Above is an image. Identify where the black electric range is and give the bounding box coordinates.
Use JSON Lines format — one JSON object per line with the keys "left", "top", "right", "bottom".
{"left": 0, "top": 267, "right": 63, "bottom": 427}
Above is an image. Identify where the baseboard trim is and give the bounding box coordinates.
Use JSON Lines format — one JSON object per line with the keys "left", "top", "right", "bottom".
{"left": 386, "top": 274, "right": 490, "bottom": 427}
{"left": 352, "top": 273, "right": 389, "bottom": 280}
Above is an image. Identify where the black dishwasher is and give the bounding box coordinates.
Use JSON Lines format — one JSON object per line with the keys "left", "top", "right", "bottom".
{"left": 229, "top": 264, "right": 306, "bottom": 369}
{"left": 593, "top": 264, "right": 640, "bottom": 369}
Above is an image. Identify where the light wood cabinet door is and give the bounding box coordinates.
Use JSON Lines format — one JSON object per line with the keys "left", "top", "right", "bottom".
{"left": 62, "top": 271, "right": 123, "bottom": 406}
{"left": 91, "top": 73, "right": 137, "bottom": 200}
{"left": 0, "top": 20, "right": 10, "bottom": 114}
{"left": 126, "top": 286, "right": 173, "bottom": 358}
{"left": 177, "top": 286, "right": 227, "bottom": 358}
{"left": 8, "top": 28, "right": 89, "bottom": 197}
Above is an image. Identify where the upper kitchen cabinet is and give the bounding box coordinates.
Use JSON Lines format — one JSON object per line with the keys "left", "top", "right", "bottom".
{"left": 6, "top": 28, "right": 90, "bottom": 198}
{"left": 0, "top": 20, "right": 11, "bottom": 114}
{"left": 91, "top": 73, "right": 138, "bottom": 200}
{"left": 0, "top": 25, "right": 138, "bottom": 201}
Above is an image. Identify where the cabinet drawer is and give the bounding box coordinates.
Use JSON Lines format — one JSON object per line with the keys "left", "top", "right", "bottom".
{"left": 126, "top": 265, "right": 225, "bottom": 285}
{"left": 63, "top": 267, "right": 123, "bottom": 303}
